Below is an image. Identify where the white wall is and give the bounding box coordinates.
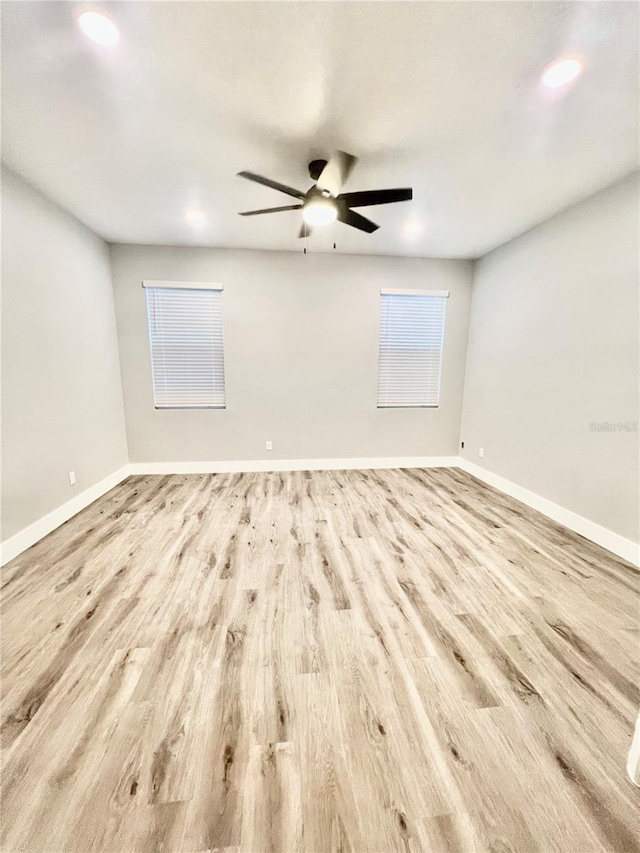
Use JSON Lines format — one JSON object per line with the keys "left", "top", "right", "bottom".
{"left": 110, "top": 245, "right": 472, "bottom": 463}
{"left": 1, "top": 168, "right": 128, "bottom": 541}
{"left": 460, "top": 173, "right": 639, "bottom": 542}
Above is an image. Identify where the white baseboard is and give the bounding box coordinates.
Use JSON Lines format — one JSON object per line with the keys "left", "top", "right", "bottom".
{"left": 457, "top": 458, "right": 639, "bottom": 567}
{"left": 127, "top": 456, "right": 459, "bottom": 476}
{"left": 0, "top": 466, "right": 131, "bottom": 567}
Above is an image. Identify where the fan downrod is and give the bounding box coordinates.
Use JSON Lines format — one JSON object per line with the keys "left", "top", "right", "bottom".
{"left": 308, "top": 159, "right": 328, "bottom": 182}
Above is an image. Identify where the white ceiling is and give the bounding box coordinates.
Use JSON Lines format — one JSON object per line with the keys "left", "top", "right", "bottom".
{"left": 2, "top": 1, "right": 638, "bottom": 258}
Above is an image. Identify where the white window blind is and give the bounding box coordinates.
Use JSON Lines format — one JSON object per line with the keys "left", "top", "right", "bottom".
{"left": 377, "top": 289, "right": 448, "bottom": 408}
{"left": 144, "top": 282, "right": 226, "bottom": 409}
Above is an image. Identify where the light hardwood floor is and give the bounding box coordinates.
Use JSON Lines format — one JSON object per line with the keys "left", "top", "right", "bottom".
{"left": 1, "top": 468, "right": 638, "bottom": 852}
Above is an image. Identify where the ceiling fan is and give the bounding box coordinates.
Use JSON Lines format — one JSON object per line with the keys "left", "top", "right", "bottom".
{"left": 237, "top": 151, "right": 413, "bottom": 238}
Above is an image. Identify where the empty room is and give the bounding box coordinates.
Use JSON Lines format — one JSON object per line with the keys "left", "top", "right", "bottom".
{"left": 1, "top": 1, "right": 638, "bottom": 851}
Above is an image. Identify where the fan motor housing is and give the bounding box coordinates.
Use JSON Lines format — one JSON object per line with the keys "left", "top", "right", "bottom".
{"left": 308, "top": 159, "right": 328, "bottom": 182}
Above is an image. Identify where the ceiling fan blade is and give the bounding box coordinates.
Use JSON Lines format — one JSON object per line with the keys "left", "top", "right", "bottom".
{"left": 239, "top": 204, "right": 302, "bottom": 216}
{"left": 338, "top": 188, "right": 413, "bottom": 207}
{"left": 316, "top": 151, "right": 357, "bottom": 197}
{"left": 338, "top": 207, "right": 379, "bottom": 233}
{"left": 298, "top": 222, "right": 313, "bottom": 238}
{"left": 237, "top": 171, "right": 305, "bottom": 200}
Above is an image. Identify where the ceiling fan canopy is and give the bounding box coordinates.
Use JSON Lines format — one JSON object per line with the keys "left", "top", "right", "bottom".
{"left": 237, "top": 150, "right": 413, "bottom": 237}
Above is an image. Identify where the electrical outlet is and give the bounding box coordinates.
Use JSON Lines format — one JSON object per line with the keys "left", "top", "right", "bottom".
{"left": 265, "top": 440, "right": 273, "bottom": 451}
{"left": 69, "top": 471, "right": 76, "bottom": 486}
{"left": 479, "top": 447, "right": 484, "bottom": 459}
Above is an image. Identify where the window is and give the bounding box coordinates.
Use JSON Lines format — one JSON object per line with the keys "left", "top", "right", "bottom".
{"left": 143, "top": 281, "right": 226, "bottom": 409}
{"left": 377, "top": 288, "right": 448, "bottom": 408}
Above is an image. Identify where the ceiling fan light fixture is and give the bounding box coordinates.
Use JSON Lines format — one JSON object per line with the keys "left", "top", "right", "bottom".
{"left": 303, "top": 198, "right": 337, "bottom": 227}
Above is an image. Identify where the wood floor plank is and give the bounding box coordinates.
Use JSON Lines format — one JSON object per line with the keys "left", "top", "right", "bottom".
{"left": 1, "top": 467, "right": 638, "bottom": 852}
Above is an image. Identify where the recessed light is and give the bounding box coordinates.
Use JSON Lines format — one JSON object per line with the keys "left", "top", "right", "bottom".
{"left": 541, "top": 57, "right": 582, "bottom": 90}
{"left": 78, "top": 10, "right": 120, "bottom": 47}
{"left": 403, "top": 219, "right": 424, "bottom": 240}
{"left": 185, "top": 208, "right": 207, "bottom": 228}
